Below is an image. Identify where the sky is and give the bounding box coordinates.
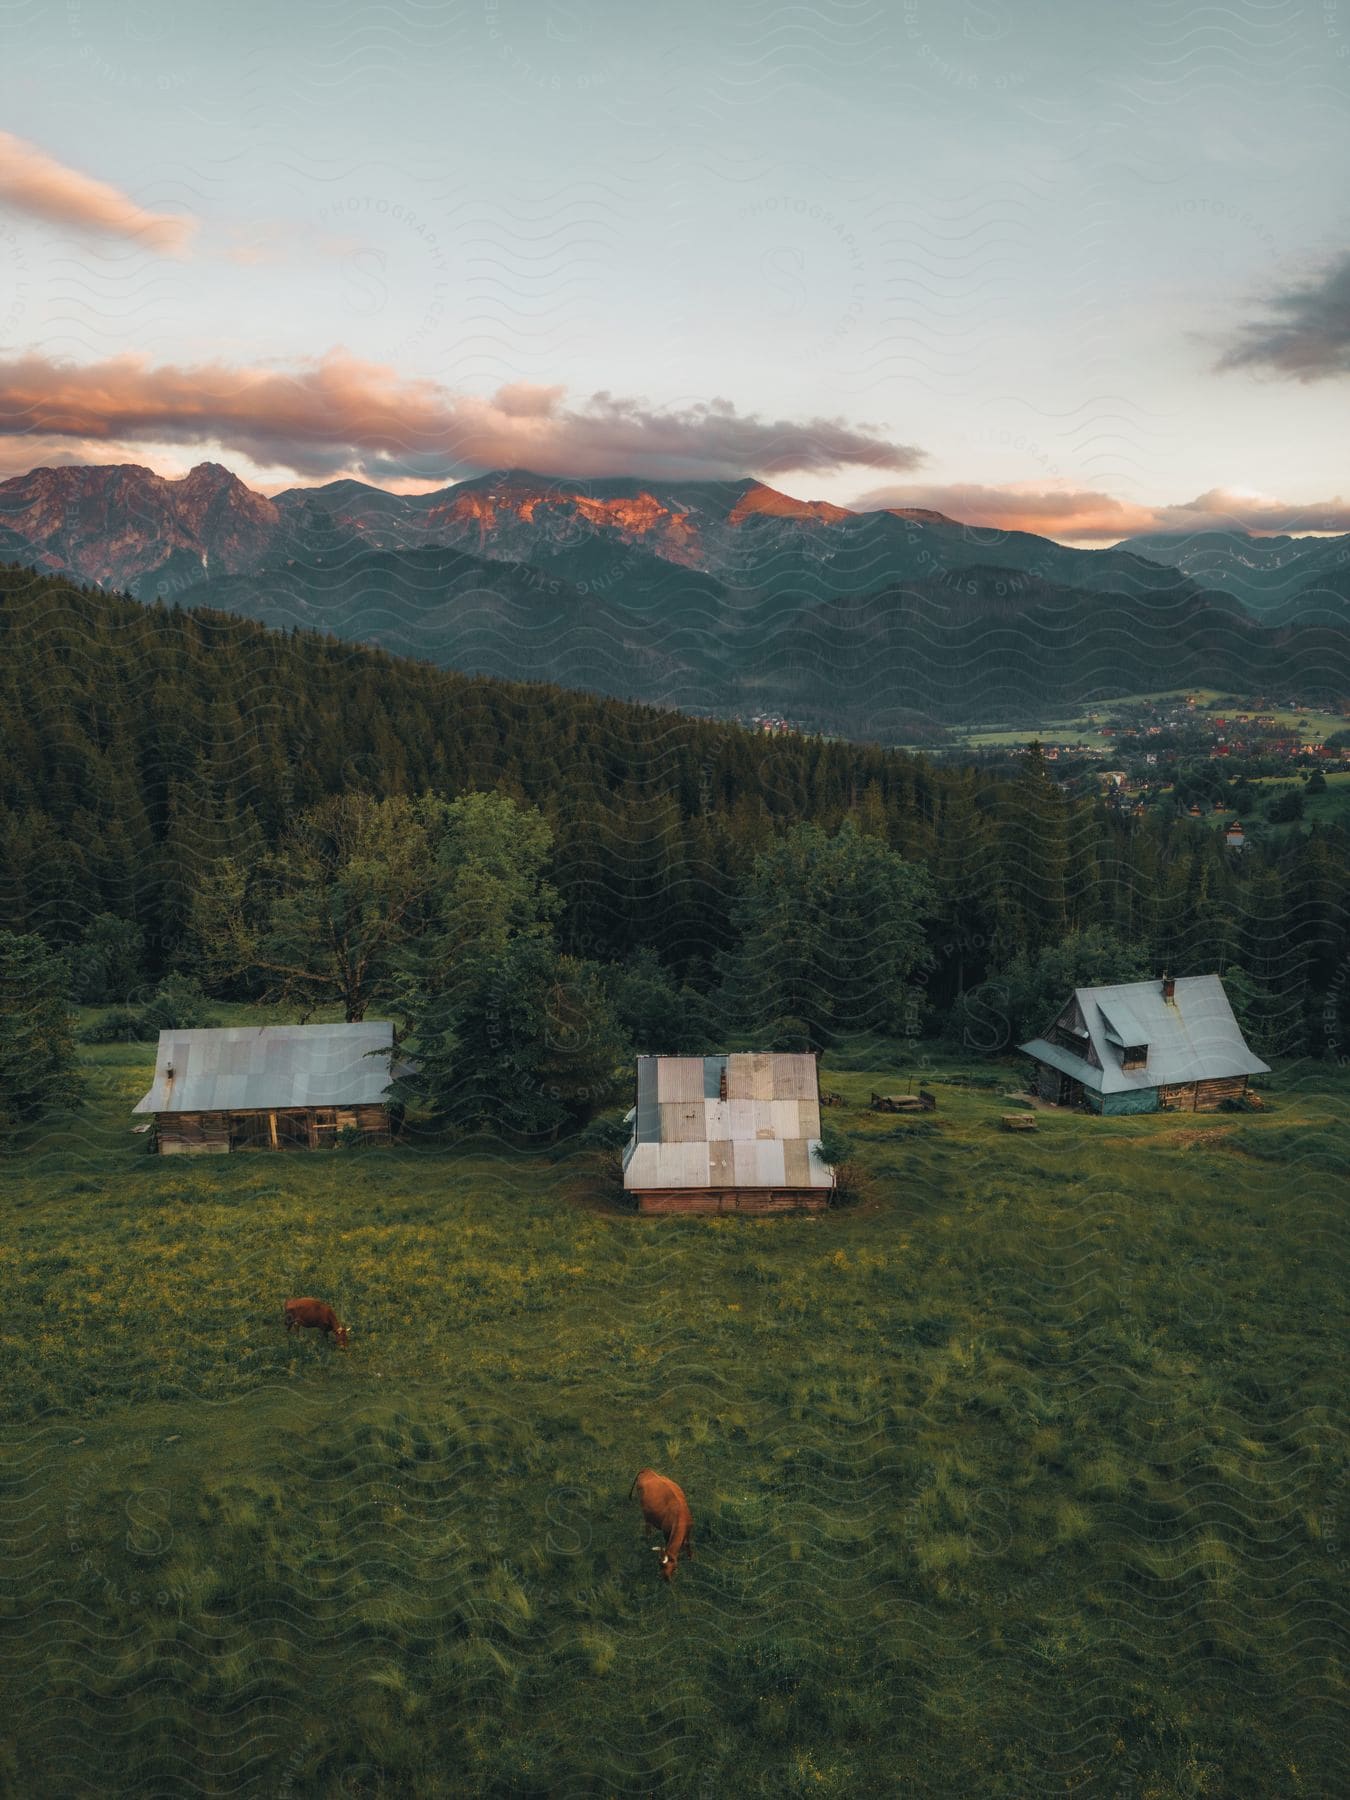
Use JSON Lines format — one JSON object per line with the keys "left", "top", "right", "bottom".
{"left": 0, "top": 0, "right": 1347, "bottom": 541}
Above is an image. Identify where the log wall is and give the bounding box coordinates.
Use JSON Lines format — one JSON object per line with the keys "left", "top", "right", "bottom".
{"left": 156, "top": 1113, "right": 230, "bottom": 1155}
{"left": 154, "top": 1105, "right": 392, "bottom": 1153}
{"left": 1157, "top": 1076, "right": 1248, "bottom": 1112}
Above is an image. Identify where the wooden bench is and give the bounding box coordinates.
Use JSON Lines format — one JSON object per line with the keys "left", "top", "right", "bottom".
{"left": 870, "top": 1090, "right": 937, "bottom": 1113}
{"left": 1000, "top": 1112, "right": 1037, "bottom": 1132}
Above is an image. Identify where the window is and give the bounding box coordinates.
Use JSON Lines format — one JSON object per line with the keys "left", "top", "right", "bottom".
{"left": 1121, "top": 1045, "right": 1147, "bottom": 1070}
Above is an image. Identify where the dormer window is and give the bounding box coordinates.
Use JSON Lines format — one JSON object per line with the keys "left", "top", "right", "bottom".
{"left": 1097, "top": 1000, "right": 1148, "bottom": 1072}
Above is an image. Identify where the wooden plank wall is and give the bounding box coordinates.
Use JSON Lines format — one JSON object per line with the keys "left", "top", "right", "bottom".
{"left": 156, "top": 1113, "right": 230, "bottom": 1155}
{"left": 1194, "top": 1076, "right": 1249, "bottom": 1110}
{"left": 156, "top": 1106, "right": 392, "bottom": 1152}
{"left": 1158, "top": 1080, "right": 1248, "bottom": 1112}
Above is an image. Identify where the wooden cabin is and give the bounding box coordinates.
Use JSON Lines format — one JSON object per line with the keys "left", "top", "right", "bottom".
{"left": 132, "top": 1022, "right": 407, "bottom": 1153}
{"left": 623, "top": 1053, "right": 835, "bottom": 1213}
{"left": 1019, "top": 974, "right": 1268, "bottom": 1116}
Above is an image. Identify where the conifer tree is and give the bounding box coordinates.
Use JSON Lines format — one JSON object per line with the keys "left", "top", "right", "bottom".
{"left": 0, "top": 932, "right": 81, "bottom": 1139}
{"left": 724, "top": 819, "right": 936, "bottom": 1047}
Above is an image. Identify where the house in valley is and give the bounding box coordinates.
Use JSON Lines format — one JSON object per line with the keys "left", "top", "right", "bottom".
{"left": 623, "top": 1052, "right": 835, "bottom": 1213}
{"left": 133, "top": 1021, "right": 407, "bottom": 1153}
{"left": 1019, "top": 974, "right": 1268, "bottom": 1115}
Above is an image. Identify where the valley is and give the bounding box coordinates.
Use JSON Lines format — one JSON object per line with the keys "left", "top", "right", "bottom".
{"left": 3, "top": 463, "right": 1350, "bottom": 739}
{"left": 5, "top": 6, "right": 1348, "bottom": 1794}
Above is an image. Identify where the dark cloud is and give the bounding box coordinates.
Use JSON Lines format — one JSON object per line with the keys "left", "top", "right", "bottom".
{"left": 1217, "top": 252, "right": 1350, "bottom": 381}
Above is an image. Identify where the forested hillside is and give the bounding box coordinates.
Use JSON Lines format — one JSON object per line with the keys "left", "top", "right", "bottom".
{"left": 7, "top": 464, "right": 1350, "bottom": 729}
{"left": 3, "top": 564, "right": 1348, "bottom": 1055}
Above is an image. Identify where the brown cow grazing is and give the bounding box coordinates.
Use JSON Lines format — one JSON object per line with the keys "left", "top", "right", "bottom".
{"left": 283, "top": 1297, "right": 350, "bottom": 1349}
{"left": 630, "top": 1468, "right": 694, "bottom": 1581}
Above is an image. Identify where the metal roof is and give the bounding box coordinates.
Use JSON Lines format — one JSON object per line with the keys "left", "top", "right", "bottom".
{"left": 1019, "top": 975, "right": 1269, "bottom": 1094}
{"left": 1097, "top": 999, "right": 1146, "bottom": 1047}
{"left": 623, "top": 1053, "right": 834, "bottom": 1190}
{"left": 133, "top": 1022, "right": 403, "bottom": 1114}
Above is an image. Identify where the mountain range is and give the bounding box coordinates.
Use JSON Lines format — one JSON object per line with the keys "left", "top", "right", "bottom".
{"left": 1115, "top": 528, "right": 1350, "bottom": 621}
{"left": 2, "top": 460, "right": 1348, "bottom": 732}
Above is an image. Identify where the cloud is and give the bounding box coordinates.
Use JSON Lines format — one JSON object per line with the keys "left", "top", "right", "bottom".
{"left": 0, "top": 131, "right": 195, "bottom": 256}
{"left": 1217, "top": 251, "right": 1350, "bottom": 381}
{"left": 851, "top": 481, "right": 1350, "bottom": 542}
{"left": 492, "top": 381, "right": 565, "bottom": 419}
{"left": 0, "top": 349, "right": 922, "bottom": 481}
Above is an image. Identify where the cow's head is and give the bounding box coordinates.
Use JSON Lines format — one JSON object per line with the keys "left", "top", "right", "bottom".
{"left": 334, "top": 1324, "right": 350, "bottom": 1350}
{"left": 652, "top": 1544, "right": 677, "bottom": 1581}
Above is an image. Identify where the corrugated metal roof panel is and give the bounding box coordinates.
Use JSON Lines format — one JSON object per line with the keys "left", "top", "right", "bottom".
{"left": 623, "top": 1051, "right": 829, "bottom": 1189}
{"left": 728, "top": 1098, "right": 757, "bottom": 1141}
{"left": 625, "top": 1143, "right": 660, "bottom": 1187}
{"left": 660, "top": 1100, "right": 708, "bottom": 1144}
{"left": 771, "top": 1100, "right": 802, "bottom": 1140}
{"left": 133, "top": 1023, "right": 399, "bottom": 1114}
{"left": 724, "top": 1054, "right": 754, "bottom": 1101}
{"left": 1097, "top": 1000, "right": 1146, "bottom": 1046}
{"left": 704, "top": 1099, "right": 731, "bottom": 1141}
{"left": 636, "top": 1057, "right": 659, "bottom": 1141}
{"left": 214, "top": 1071, "right": 246, "bottom": 1111}
{"left": 1017, "top": 1038, "right": 1103, "bottom": 1090}
{"left": 783, "top": 1138, "right": 811, "bottom": 1187}
{"left": 658, "top": 1143, "right": 708, "bottom": 1187}
{"left": 752, "top": 1139, "right": 787, "bottom": 1185}
{"left": 772, "top": 1054, "right": 817, "bottom": 1100}
{"left": 656, "top": 1057, "right": 705, "bottom": 1103}
{"left": 730, "top": 1139, "right": 756, "bottom": 1185}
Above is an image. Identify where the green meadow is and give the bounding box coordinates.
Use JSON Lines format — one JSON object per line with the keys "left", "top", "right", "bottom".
{"left": 1, "top": 1027, "right": 1345, "bottom": 1797}
{"left": 1242, "top": 772, "right": 1350, "bottom": 831}
{"left": 935, "top": 690, "right": 1350, "bottom": 755}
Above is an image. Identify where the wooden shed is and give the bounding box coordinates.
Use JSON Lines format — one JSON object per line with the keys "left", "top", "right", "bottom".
{"left": 622, "top": 1052, "right": 835, "bottom": 1213}
{"left": 1019, "top": 975, "right": 1268, "bottom": 1116}
{"left": 132, "top": 1022, "right": 407, "bottom": 1153}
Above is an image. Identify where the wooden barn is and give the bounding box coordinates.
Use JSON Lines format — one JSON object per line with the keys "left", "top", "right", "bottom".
{"left": 622, "top": 1052, "right": 835, "bottom": 1214}
{"left": 132, "top": 1021, "right": 407, "bottom": 1153}
{"left": 1019, "top": 974, "right": 1269, "bottom": 1116}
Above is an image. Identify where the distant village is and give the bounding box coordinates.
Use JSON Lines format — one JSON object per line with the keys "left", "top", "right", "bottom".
{"left": 739, "top": 691, "right": 1350, "bottom": 765}
{"left": 718, "top": 694, "right": 1350, "bottom": 850}
{"left": 1022, "top": 692, "right": 1349, "bottom": 769}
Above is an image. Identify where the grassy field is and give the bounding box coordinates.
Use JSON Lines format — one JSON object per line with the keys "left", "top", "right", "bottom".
{"left": 930, "top": 690, "right": 1350, "bottom": 754}
{"left": 1, "top": 1028, "right": 1346, "bottom": 1797}
{"left": 1248, "top": 773, "right": 1350, "bottom": 830}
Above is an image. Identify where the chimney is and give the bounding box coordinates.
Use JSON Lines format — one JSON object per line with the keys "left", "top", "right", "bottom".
{"left": 1161, "top": 973, "right": 1175, "bottom": 1003}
